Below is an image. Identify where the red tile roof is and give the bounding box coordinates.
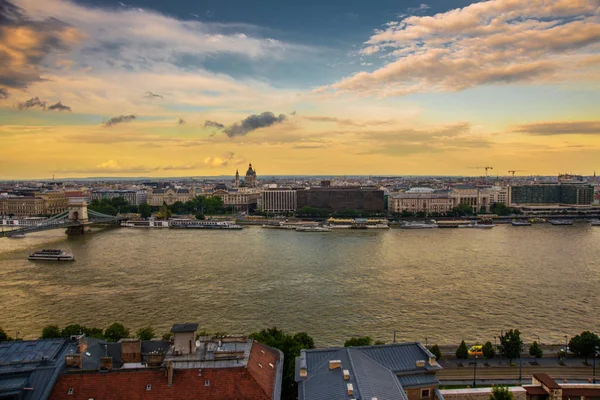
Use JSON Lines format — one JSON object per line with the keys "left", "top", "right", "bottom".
{"left": 534, "top": 373, "right": 561, "bottom": 390}
{"left": 50, "top": 368, "right": 270, "bottom": 400}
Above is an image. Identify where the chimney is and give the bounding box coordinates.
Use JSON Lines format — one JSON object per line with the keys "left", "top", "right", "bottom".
{"left": 77, "top": 336, "right": 88, "bottom": 354}
{"left": 120, "top": 339, "right": 142, "bottom": 363}
{"left": 146, "top": 352, "right": 165, "bottom": 367}
{"left": 167, "top": 360, "right": 174, "bottom": 386}
{"left": 343, "top": 370, "right": 350, "bottom": 380}
{"left": 347, "top": 383, "right": 354, "bottom": 396}
{"left": 429, "top": 356, "right": 437, "bottom": 366}
{"left": 329, "top": 360, "right": 341, "bottom": 370}
{"left": 416, "top": 360, "right": 426, "bottom": 367}
{"left": 100, "top": 357, "right": 113, "bottom": 370}
{"left": 65, "top": 353, "right": 82, "bottom": 369}
{"left": 299, "top": 354, "right": 307, "bottom": 378}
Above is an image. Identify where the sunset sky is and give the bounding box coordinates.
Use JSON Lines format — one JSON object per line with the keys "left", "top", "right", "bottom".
{"left": 1, "top": 0, "right": 599, "bottom": 179}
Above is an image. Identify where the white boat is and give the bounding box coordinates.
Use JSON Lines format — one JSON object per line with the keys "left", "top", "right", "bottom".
{"left": 28, "top": 249, "right": 74, "bottom": 261}
{"left": 326, "top": 224, "right": 353, "bottom": 229}
{"left": 295, "top": 226, "right": 331, "bottom": 232}
{"left": 170, "top": 220, "right": 243, "bottom": 230}
{"left": 511, "top": 220, "right": 531, "bottom": 226}
{"left": 590, "top": 219, "right": 600, "bottom": 226}
{"left": 400, "top": 222, "right": 438, "bottom": 229}
{"left": 466, "top": 223, "right": 495, "bottom": 229}
{"left": 549, "top": 219, "right": 573, "bottom": 226}
{"left": 8, "top": 233, "right": 26, "bottom": 238}
{"left": 365, "top": 223, "right": 390, "bottom": 229}
{"left": 122, "top": 219, "right": 170, "bottom": 228}
{"left": 261, "top": 222, "right": 297, "bottom": 230}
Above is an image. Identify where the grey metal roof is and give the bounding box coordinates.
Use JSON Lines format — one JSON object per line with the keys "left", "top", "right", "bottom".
{"left": 397, "top": 373, "right": 440, "bottom": 388}
{"left": 0, "top": 338, "right": 77, "bottom": 400}
{"left": 170, "top": 323, "right": 199, "bottom": 333}
{"left": 296, "top": 342, "right": 441, "bottom": 400}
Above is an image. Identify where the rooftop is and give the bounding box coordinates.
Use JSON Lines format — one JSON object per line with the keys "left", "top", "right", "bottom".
{"left": 296, "top": 342, "right": 441, "bottom": 400}
{"left": 170, "top": 323, "right": 199, "bottom": 333}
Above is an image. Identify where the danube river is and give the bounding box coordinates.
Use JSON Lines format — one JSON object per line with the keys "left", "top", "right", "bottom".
{"left": 1, "top": 224, "right": 599, "bottom": 346}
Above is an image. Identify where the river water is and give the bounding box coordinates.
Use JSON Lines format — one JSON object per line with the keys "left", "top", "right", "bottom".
{"left": 1, "top": 224, "right": 599, "bottom": 346}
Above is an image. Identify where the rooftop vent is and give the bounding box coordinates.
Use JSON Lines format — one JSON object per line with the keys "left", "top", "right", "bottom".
{"left": 347, "top": 383, "right": 354, "bottom": 396}
{"left": 329, "top": 360, "right": 341, "bottom": 370}
{"left": 416, "top": 360, "right": 426, "bottom": 367}
{"left": 429, "top": 356, "right": 437, "bottom": 366}
{"left": 343, "top": 370, "right": 350, "bottom": 381}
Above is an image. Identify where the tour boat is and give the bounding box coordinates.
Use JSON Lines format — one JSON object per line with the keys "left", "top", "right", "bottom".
{"left": 8, "top": 233, "right": 26, "bottom": 238}
{"left": 28, "top": 249, "right": 75, "bottom": 261}
{"left": 466, "top": 222, "right": 495, "bottom": 229}
{"left": 511, "top": 220, "right": 531, "bottom": 226}
{"left": 400, "top": 222, "right": 438, "bottom": 229}
{"left": 549, "top": 219, "right": 573, "bottom": 226}
{"left": 170, "top": 220, "right": 243, "bottom": 230}
{"left": 590, "top": 219, "right": 600, "bottom": 226}
{"left": 261, "top": 222, "right": 297, "bottom": 230}
{"left": 295, "top": 226, "right": 331, "bottom": 232}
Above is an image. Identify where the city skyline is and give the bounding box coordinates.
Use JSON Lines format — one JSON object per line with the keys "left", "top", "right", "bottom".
{"left": 1, "top": 0, "right": 599, "bottom": 179}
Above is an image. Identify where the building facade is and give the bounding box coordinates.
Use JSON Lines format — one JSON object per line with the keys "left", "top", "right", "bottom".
{"left": 510, "top": 184, "right": 594, "bottom": 206}
{"left": 388, "top": 192, "right": 454, "bottom": 214}
{"left": 211, "top": 189, "right": 260, "bottom": 213}
{"left": 296, "top": 187, "right": 385, "bottom": 213}
{"left": 0, "top": 192, "right": 69, "bottom": 217}
{"left": 243, "top": 163, "right": 258, "bottom": 188}
{"left": 259, "top": 189, "right": 297, "bottom": 213}
{"left": 147, "top": 188, "right": 196, "bottom": 206}
{"left": 91, "top": 190, "right": 144, "bottom": 205}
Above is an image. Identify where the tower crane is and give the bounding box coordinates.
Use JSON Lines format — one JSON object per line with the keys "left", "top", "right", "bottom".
{"left": 508, "top": 170, "right": 525, "bottom": 177}
{"left": 473, "top": 166, "right": 493, "bottom": 176}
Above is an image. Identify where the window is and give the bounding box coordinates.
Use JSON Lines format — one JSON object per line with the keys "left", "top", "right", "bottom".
{"left": 67, "top": 388, "right": 74, "bottom": 395}
{"left": 421, "top": 388, "right": 431, "bottom": 399}
{"left": 146, "top": 384, "right": 151, "bottom": 391}
{"left": 205, "top": 380, "right": 210, "bottom": 386}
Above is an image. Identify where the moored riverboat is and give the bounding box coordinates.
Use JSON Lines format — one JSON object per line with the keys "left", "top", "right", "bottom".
{"left": 548, "top": 219, "right": 573, "bottom": 226}
{"left": 170, "top": 220, "right": 243, "bottom": 230}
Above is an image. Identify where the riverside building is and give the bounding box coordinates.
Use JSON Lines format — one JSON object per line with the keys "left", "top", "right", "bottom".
{"left": 296, "top": 185, "right": 385, "bottom": 213}
{"left": 259, "top": 189, "right": 297, "bottom": 214}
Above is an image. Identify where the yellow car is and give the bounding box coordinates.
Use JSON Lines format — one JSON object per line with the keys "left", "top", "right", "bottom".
{"left": 468, "top": 345, "right": 483, "bottom": 356}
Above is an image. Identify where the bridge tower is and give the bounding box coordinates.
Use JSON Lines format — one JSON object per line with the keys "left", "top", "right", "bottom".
{"left": 66, "top": 198, "right": 90, "bottom": 236}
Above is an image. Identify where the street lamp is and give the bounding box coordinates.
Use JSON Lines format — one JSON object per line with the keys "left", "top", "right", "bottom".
{"left": 469, "top": 356, "right": 478, "bottom": 387}
{"left": 594, "top": 346, "right": 599, "bottom": 384}
{"left": 565, "top": 336, "right": 569, "bottom": 354}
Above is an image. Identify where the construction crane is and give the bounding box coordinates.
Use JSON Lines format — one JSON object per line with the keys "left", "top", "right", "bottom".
{"left": 508, "top": 170, "right": 525, "bottom": 177}
{"left": 471, "top": 166, "right": 493, "bottom": 176}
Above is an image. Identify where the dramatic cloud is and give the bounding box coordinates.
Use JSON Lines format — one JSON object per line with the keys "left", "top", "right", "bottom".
{"left": 204, "top": 120, "right": 225, "bottom": 129}
{"left": 47, "top": 101, "right": 71, "bottom": 111}
{"left": 224, "top": 111, "right": 286, "bottom": 137}
{"left": 144, "top": 91, "right": 163, "bottom": 99}
{"left": 513, "top": 121, "right": 600, "bottom": 135}
{"left": 0, "top": 88, "right": 8, "bottom": 99}
{"left": 104, "top": 114, "right": 136, "bottom": 127}
{"left": 0, "top": 0, "right": 83, "bottom": 89}
{"left": 204, "top": 152, "right": 236, "bottom": 167}
{"left": 17, "top": 96, "right": 46, "bottom": 110}
{"left": 318, "top": 0, "right": 600, "bottom": 96}
{"left": 61, "top": 159, "right": 154, "bottom": 174}
{"left": 177, "top": 117, "right": 185, "bottom": 125}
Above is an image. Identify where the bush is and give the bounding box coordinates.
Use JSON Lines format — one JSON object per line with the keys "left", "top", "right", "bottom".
{"left": 529, "top": 341, "right": 543, "bottom": 360}
{"left": 136, "top": 327, "right": 154, "bottom": 341}
{"left": 61, "top": 324, "right": 84, "bottom": 337}
{"left": 569, "top": 331, "right": 600, "bottom": 362}
{"left": 83, "top": 327, "right": 104, "bottom": 339}
{"left": 41, "top": 325, "right": 62, "bottom": 339}
{"left": 429, "top": 345, "right": 442, "bottom": 360}
{"left": 0, "top": 328, "right": 8, "bottom": 342}
{"left": 489, "top": 385, "right": 515, "bottom": 400}
{"left": 344, "top": 336, "right": 373, "bottom": 347}
{"left": 104, "top": 323, "right": 130, "bottom": 342}
{"left": 483, "top": 341, "right": 496, "bottom": 359}
{"left": 456, "top": 340, "right": 469, "bottom": 360}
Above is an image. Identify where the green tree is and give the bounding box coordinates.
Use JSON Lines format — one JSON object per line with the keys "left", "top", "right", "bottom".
{"left": 529, "top": 341, "right": 543, "bottom": 361}
{"left": 401, "top": 210, "right": 414, "bottom": 218}
{"left": 41, "top": 325, "right": 62, "bottom": 339}
{"left": 344, "top": 336, "right": 373, "bottom": 347}
{"left": 456, "top": 340, "right": 469, "bottom": 359}
{"left": 429, "top": 345, "right": 442, "bottom": 360}
{"left": 374, "top": 340, "right": 386, "bottom": 345}
{"left": 156, "top": 202, "right": 172, "bottom": 220}
{"left": 195, "top": 213, "right": 205, "bottom": 220}
{"left": 203, "top": 196, "right": 225, "bottom": 214}
{"left": 489, "top": 385, "right": 515, "bottom": 400}
{"left": 293, "top": 332, "right": 315, "bottom": 349}
{"left": 162, "top": 332, "right": 172, "bottom": 341}
{"left": 499, "top": 329, "right": 523, "bottom": 362}
{"left": 61, "top": 324, "right": 84, "bottom": 337}
{"left": 104, "top": 323, "right": 130, "bottom": 342}
{"left": 250, "top": 327, "right": 314, "bottom": 399}
{"left": 138, "top": 203, "right": 152, "bottom": 219}
{"left": 491, "top": 202, "right": 512, "bottom": 216}
{"left": 83, "top": 327, "right": 104, "bottom": 339}
{"left": 136, "top": 327, "right": 154, "bottom": 341}
{"left": 451, "top": 203, "right": 474, "bottom": 216}
{"left": 569, "top": 331, "right": 600, "bottom": 363}
{"left": 482, "top": 341, "right": 496, "bottom": 359}
{"left": 0, "top": 327, "right": 8, "bottom": 342}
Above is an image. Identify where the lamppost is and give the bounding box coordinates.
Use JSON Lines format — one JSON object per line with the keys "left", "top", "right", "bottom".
{"left": 565, "top": 336, "right": 568, "bottom": 353}
{"left": 426, "top": 337, "right": 428, "bottom": 348}
{"left": 470, "top": 356, "right": 478, "bottom": 387}
{"left": 594, "top": 346, "right": 599, "bottom": 384}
